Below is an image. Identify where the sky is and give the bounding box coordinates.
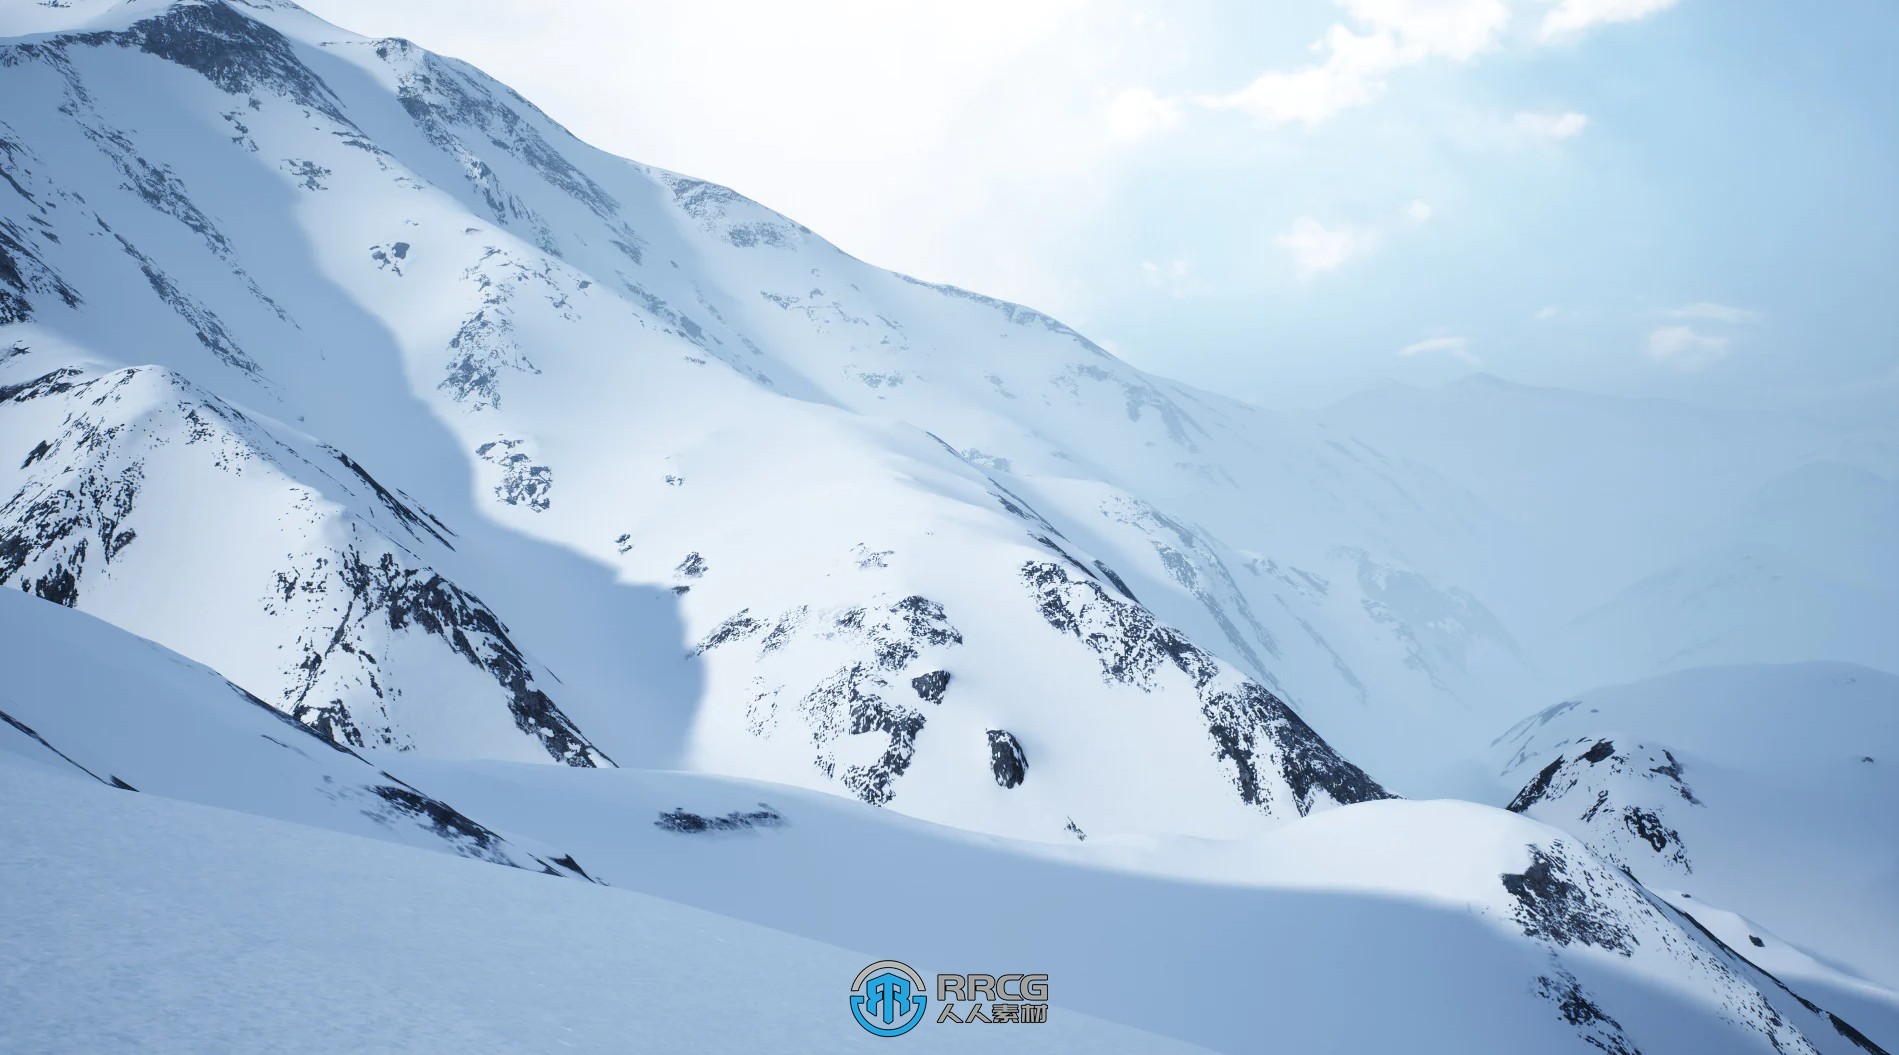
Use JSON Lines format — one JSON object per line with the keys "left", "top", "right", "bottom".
{"left": 296, "top": 0, "right": 1899, "bottom": 410}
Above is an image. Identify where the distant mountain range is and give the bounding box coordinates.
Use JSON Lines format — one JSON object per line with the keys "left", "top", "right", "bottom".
{"left": 1, "top": 2, "right": 1893, "bottom": 1051}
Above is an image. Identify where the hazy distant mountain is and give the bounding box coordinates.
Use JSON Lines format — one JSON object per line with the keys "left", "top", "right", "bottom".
{"left": 2, "top": 3, "right": 1894, "bottom": 1051}
{"left": 1321, "top": 374, "right": 1898, "bottom": 689}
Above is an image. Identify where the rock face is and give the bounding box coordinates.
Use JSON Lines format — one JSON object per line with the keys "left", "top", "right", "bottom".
{"left": 1024, "top": 559, "right": 1390, "bottom": 817}
{"left": 694, "top": 596, "right": 964, "bottom": 807}
{"left": 0, "top": 0, "right": 1554, "bottom": 838}
{"left": 1504, "top": 735, "right": 1696, "bottom": 874}
{"left": 987, "top": 729, "right": 1028, "bottom": 789}
{"left": 1, "top": 7, "right": 1895, "bottom": 1054}
{"left": 0, "top": 364, "right": 607, "bottom": 767}
{"left": 0, "top": 585, "right": 590, "bottom": 876}
{"left": 1491, "top": 664, "right": 1899, "bottom": 990}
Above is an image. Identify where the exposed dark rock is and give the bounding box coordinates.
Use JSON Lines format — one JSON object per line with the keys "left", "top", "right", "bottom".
{"left": 654, "top": 804, "right": 786, "bottom": 834}
{"left": 328, "top": 449, "right": 454, "bottom": 549}
{"left": 1534, "top": 967, "right": 1641, "bottom": 1055}
{"left": 366, "top": 782, "right": 517, "bottom": 866}
{"left": 987, "top": 729, "right": 1028, "bottom": 788}
{"left": 0, "top": 216, "right": 80, "bottom": 322}
{"left": 369, "top": 242, "right": 410, "bottom": 274}
{"left": 0, "top": 367, "right": 85, "bottom": 404}
{"left": 910, "top": 670, "right": 950, "bottom": 705}
{"left": 475, "top": 438, "right": 552, "bottom": 511}
{"left": 1022, "top": 559, "right": 1388, "bottom": 814}
{"left": 1649, "top": 750, "right": 1701, "bottom": 804}
{"left": 699, "top": 596, "right": 963, "bottom": 807}
{"left": 0, "top": 417, "right": 142, "bottom": 609}
{"left": 1206, "top": 681, "right": 1389, "bottom": 811}
{"left": 1509, "top": 755, "right": 1565, "bottom": 813}
{"left": 1093, "top": 559, "right": 1138, "bottom": 601}
{"left": 1581, "top": 789, "right": 1610, "bottom": 822}
{"left": 1622, "top": 807, "right": 1683, "bottom": 860}
{"left": 0, "top": 706, "right": 121, "bottom": 788}
{"left": 694, "top": 610, "right": 763, "bottom": 655}
{"left": 1106, "top": 498, "right": 1281, "bottom": 672}
{"left": 1502, "top": 845, "right": 1637, "bottom": 955}
{"left": 279, "top": 548, "right": 610, "bottom": 768}
{"left": 282, "top": 157, "right": 329, "bottom": 190}
{"left": 841, "top": 682, "right": 927, "bottom": 807}
{"left": 851, "top": 543, "right": 893, "bottom": 569}
{"left": 88, "top": 1, "right": 353, "bottom": 124}
{"left": 1654, "top": 892, "right": 1890, "bottom": 1055}
{"left": 376, "top": 36, "right": 640, "bottom": 254}
{"left": 104, "top": 224, "right": 256, "bottom": 373}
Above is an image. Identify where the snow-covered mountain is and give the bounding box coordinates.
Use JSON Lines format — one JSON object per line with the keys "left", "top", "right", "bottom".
{"left": 1320, "top": 375, "right": 1899, "bottom": 692}
{"left": 2, "top": 591, "right": 1890, "bottom": 1052}
{"left": 0, "top": 584, "right": 591, "bottom": 875}
{"left": 0, "top": 0, "right": 1539, "bottom": 826}
{"left": 3, "top": 1, "right": 1896, "bottom": 1051}
{"left": 0, "top": 759, "right": 1205, "bottom": 1054}
{"left": 1493, "top": 663, "right": 1899, "bottom": 1000}
{"left": 1561, "top": 464, "right": 1899, "bottom": 684}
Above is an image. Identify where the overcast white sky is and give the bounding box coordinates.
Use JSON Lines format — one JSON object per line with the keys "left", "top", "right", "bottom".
{"left": 299, "top": 0, "right": 1899, "bottom": 410}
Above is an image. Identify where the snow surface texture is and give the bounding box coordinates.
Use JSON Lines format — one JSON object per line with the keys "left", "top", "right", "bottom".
{"left": 1493, "top": 663, "right": 1899, "bottom": 1002}
{"left": 2, "top": 595, "right": 1893, "bottom": 1052}
{"left": 1, "top": 1, "right": 1896, "bottom": 1052}
{"left": 0, "top": 762, "right": 1206, "bottom": 1054}
{"left": 0, "top": 0, "right": 1538, "bottom": 818}
{"left": 0, "top": 586, "right": 590, "bottom": 874}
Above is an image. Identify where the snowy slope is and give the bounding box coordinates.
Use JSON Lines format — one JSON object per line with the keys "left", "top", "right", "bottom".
{"left": 0, "top": 761, "right": 1204, "bottom": 1054}
{"left": 330, "top": 752, "right": 1894, "bottom": 1054}
{"left": 2, "top": 2, "right": 1895, "bottom": 1050}
{"left": 0, "top": 672, "right": 1886, "bottom": 1053}
{"left": 0, "top": 0, "right": 1538, "bottom": 832}
{"left": 1493, "top": 663, "right": 1899, "bottom": 998}
{"left": 2, "top": 574, "right": 1888, "bottom": 1051}
{"left": 0, "top": 585, "right": 590, "bottom": 875}
{"left": 0, "top": 363, "right": 608, "bottom": 765}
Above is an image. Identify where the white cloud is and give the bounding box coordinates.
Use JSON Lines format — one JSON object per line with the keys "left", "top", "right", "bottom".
{"left": 1534, "top": 305, "right": 1562, "bottom": 320}
{"left": 1203, "top": 0, "right": 1510, "bottom": 129}
{"left": 1107, "top": 87, "right": 1182, "bottom": 142}
{"left": 1340, "top": 0, "right": 1514, "bottom": 62}
{"left": 1406, "top": 199, "right": 1435, "bottom": 224}
{"left": 1200, "top": 26, "right": 1397, "bottom": 127}
{"left": 1540, "top": 0, "right": 1679, "bottom": 41}
{"left": 1141, "top": 258, "right": 1199, "bottom": 298}
{"left": 1398, "top": 335, "right": 1479, "bottom": 363}
{"left": 1646, "top": 324, "right": 1732, "bottom": 370}
{"left": 1513, "top": 110, "right": 1589, "bottom": 140}
{"left": 1277, "top": 217, "right": 1380, "bottom": 276}
{"left": 1667, "top": 302, "right": 1763, "bottom": 324}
